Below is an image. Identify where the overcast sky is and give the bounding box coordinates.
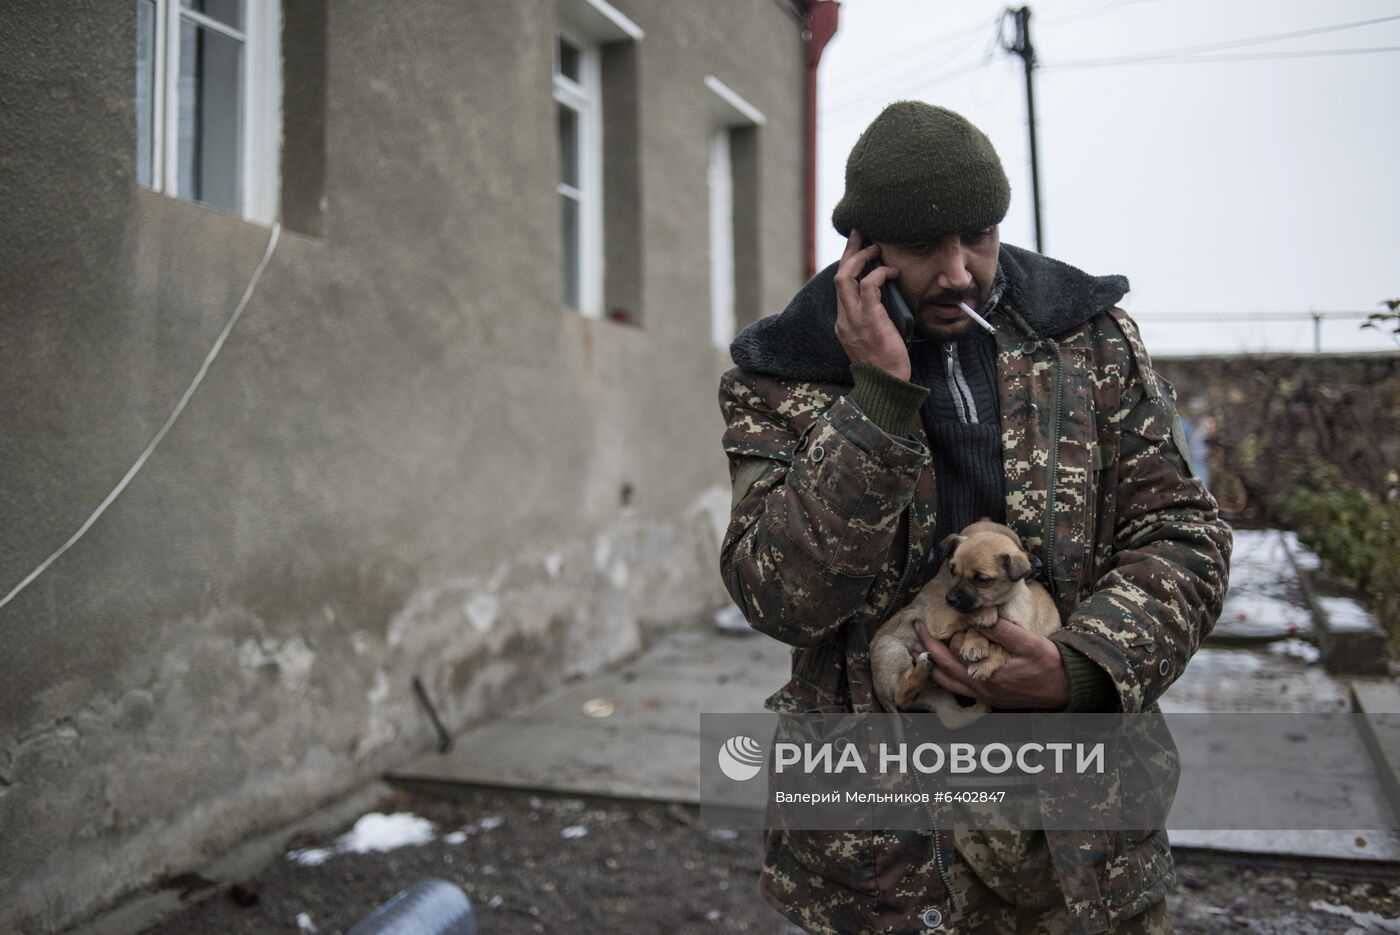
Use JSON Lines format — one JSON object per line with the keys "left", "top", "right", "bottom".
{"left": 816, "top": 0, "right": 1400, "bottom": 355}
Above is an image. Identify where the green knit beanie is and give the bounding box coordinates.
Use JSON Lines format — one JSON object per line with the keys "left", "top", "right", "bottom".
{"left": 832, "top": 101, "right": 1011, "bottom": 244}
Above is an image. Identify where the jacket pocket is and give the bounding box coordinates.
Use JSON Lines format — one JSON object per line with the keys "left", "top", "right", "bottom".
{"left": 764, "top": 672, "right": 880, "bottom": 896}
{"left": 1103, "top": 828, "right": 1174, "bottom": 922}
{"left": 773, "top": 828, "right": 876, "bottom": 895}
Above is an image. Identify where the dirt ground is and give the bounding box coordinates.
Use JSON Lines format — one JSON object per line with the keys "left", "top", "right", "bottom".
{"left": 140, "top": 785, "right": 1400, "bottom": 935}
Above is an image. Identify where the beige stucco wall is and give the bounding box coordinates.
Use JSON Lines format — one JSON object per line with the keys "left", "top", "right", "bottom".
{"left": 0, "top": 2, "right": 807, "bottom": 930}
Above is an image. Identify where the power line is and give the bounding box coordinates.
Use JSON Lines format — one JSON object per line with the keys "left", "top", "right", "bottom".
{"left": 820, "top": 42, "right": 994, "bottom": 122}
{"left": 819, "top": 56, "right": 997, "bottom": 125}
{"left": 820, "top": 17, "right": 999, "bottom": 119}
{"left": 1046, "top": 45, "right": 1400, "bottom": 69}
{"left": 1041, "top": 13, "right": 1400, "bottom": 69}
{"left": 1035, "top": 0, "right": 1162, "bottom": 27}
{"left": 825, "top": 14, "right": 997, "bottom": 99}
{"left": 1136, "top": 311, "right": 1376, "bottom": 322}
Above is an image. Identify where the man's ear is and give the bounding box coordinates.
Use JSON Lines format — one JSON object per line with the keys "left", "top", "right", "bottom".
{"left": 1003, "top": 550, "right": 1034, "bottom": 582}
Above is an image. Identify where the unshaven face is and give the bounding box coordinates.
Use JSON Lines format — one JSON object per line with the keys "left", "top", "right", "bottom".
{"left": 876, "top": 226, "right": 1000, "bottom": 340}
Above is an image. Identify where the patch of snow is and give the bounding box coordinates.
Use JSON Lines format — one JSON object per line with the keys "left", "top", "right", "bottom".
{"left": 1277, "top": 530, "right": 1322, "bottom": 571}
{"left": 1160, "top": 645, "right": 1354, "bottom": 713}
{"left": 478, "top": 815, "right": 504, "bottom": 831}
{"left": 1186, "top": 647, "right": 1271, "bottom": 675}
{"left": 1308, "top": 900, "right": 1400, "bottom": 932}
{"left": 287, "top": 847, "right": 332, "bottom": 866}
{"left": 1318, "top": 596, "right": 1381, "bottom": 633}
{"left": 443, "top": 830, "right": 467, "bottom": 845}
{"left": 543, "top": 551, "right": 564, "bottom": 579}
{"left": 1169, "top": 830, "right": 1400, "bottom": 861}
{"left": 338, "top": 812, "right": 435, "bottom": 854}
{"left": 561, "top": 825, "right": 588, "bottom": 839}
{"left": 1268, "top": 638, "right": 1322, "bottom": 664}
{"left": 1226, "top": 530, "right": 1297, "bottom": 595}
{"left": 487, "top": 895, "right": 504, "bottom": 909}
{"left": 296, "top": 912, "right": 318, "bottom": 933}
{"left": 1215, "top": 593, "right": 1312, "bottom": 638}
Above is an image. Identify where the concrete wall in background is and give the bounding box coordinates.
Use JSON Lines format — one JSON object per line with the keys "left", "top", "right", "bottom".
{"left": 0, "top": 2, "right": 806, "bottom": 930}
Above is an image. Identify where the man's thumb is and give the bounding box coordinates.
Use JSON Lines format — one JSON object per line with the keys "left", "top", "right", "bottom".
{"left": 988, "top": 618, "right": 1036, "bottom": 650}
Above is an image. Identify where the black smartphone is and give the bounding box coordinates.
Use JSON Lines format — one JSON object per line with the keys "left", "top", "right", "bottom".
{"left": 859, "top": 239, "right": 914, "bottom": 342}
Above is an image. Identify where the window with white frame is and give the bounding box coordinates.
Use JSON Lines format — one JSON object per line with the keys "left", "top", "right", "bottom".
{"left": 706, "top": 77, "right": 766, "bottom": 347}
{"left": 135, "top": 0, "right": 282, "bottom": 224}
{"left": 554, "top": 31, "right": 602, "bottom": 316}
{"left": 553, "top": 0, "right": 643, "bottom": 318}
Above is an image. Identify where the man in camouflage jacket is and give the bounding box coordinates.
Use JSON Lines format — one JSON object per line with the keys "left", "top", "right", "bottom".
{"left": 717, "top": 103, "right": 1232, "bottom": 934}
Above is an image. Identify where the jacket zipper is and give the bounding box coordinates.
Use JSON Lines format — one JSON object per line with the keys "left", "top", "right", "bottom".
{"left": 885, "top": 504, "right": 955, "bottom": 913}
{"left": 1042, "top": 340, "right": 1064, "bottom": 598}
{"left": 943, "top": 343, "right": 978, "bottom": 424}
{"left": 931, "top": 823, "right": 955, "bottom": 915}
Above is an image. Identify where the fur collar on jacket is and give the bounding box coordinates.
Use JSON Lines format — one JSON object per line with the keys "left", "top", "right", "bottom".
{"left": 729, "top": 243, "right": 1129, "bottom": 384}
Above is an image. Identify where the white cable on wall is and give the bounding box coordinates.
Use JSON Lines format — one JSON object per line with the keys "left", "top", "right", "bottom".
{"left": 0, "top": 222, "right": 282, "bottom": 614}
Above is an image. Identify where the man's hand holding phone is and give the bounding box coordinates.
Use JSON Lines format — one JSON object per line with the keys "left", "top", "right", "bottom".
{"left": 833, "top": 229, "right": 911, "bottom": 382}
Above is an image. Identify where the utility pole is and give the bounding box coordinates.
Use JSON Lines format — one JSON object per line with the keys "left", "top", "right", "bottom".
{"left": 1001, "top": 6, "right": 1044, "bottom": 253}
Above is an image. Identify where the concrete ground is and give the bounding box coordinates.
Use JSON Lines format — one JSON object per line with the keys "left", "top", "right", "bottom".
{"left": 87, "top": 529, "right": 1400, "bottom": 933}
{"left": 394, "top": 531, "right": 1400, "bottom": 861}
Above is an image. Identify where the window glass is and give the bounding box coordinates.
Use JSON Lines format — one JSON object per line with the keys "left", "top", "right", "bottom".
{"left": 709, "top": 130, "right": 736, "bottom": 345}
{"left": 557, "top": 103, "right": 580, "bottom": 190}
{"left": 560, "top": 194, "right": 581, "bottom": 309}
{"left": 177, "top": 18, "right": 243, "bottom": 211}
{"left": 181, "top": 0, "right": 243, "bottom": 30}
{"left": 136, "top": 0, "right": 157, "bottom": 187}
{"left": 557, "top": 36, "right": 580, "bottom": 82}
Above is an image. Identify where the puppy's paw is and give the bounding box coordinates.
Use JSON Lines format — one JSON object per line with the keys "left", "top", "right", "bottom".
{"left": 972, "top": 607, "right": 998, "bottom": 629}
{"left": 965, "top": 645, "right": 1009, "bottom": 681}
{"left": 959, "top": 631, "right": 990, "bottom": 663}
{"left": 895, "top": 652, "right": 935, "bottom": 708}
{"left": 965, "top": 658, "right": 1002, "bottom": 681}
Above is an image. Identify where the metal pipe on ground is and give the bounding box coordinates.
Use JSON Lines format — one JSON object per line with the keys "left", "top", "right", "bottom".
{"left": 346, "top": 879, "right": 477, "bottom": 935}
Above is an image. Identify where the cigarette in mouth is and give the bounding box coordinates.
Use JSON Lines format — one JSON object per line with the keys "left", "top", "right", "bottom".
{"left": 957, "top": 301, "right": 997, "bottom": 334}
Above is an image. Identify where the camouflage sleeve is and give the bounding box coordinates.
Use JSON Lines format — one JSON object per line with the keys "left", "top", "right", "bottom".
{"left": 1051, "top": 315, "right": 1233, "bottom": 713}
{"left": 718, "top": 369, "right": 927, "bottom": 647}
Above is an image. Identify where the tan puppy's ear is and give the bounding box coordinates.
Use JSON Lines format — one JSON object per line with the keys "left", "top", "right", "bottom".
{"left": 1003, "top": 550, "right": 1034, "bottom": 581}
{"left": 938, "top": 534, "right": 966, "bottom": 561}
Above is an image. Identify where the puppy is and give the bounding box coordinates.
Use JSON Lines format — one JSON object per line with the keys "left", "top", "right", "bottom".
{"left": 871, "top": 519, "right": 1061, "bottom": 726}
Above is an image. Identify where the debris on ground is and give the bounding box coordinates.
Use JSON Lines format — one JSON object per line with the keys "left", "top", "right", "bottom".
{"left": 141, "top": 787, "right": 1400, "bottom": 935}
